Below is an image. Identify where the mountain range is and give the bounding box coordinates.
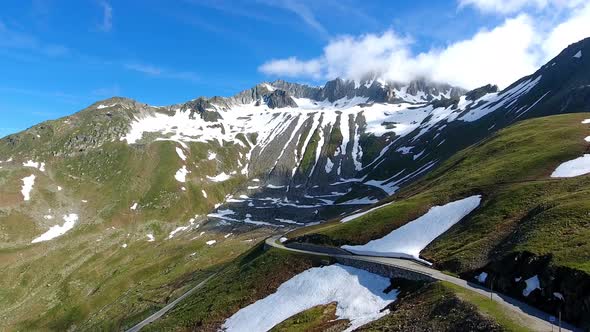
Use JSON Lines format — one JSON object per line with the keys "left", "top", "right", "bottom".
{"left": 1, "top": 37, "right": 589, "bottom": 331}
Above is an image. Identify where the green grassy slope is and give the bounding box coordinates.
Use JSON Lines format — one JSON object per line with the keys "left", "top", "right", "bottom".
{"left": 290, "top": 113, "right": 590, "bottom": 327}
{"left": 144, "top": 245, "right": 329, "bottom": 331}
{"left": 0, "top": 104, "right": 264, "bottom": 331}
{"left": 360, "top": 281, "right": 529, "bottom": 332}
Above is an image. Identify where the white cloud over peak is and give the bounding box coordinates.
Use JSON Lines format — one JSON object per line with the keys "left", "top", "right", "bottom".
{"left": 259, "top": 57, "right": 323, "bottom": 79}
{"left": 259, "top": 2, "right": 590, "bottom": 89}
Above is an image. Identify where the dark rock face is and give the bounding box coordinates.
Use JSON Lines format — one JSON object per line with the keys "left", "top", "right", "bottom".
{"left": 181, "top": 97, "right": 223, "bottom": 122}
{"left": 264, "top": 90, "right": 298, "bottom": 109}
{"left": 272, "top": 78, "right": 466, "bottom": 104}
{"left": 464, "top": 252, "right": 590, "bottom": 329}
{"left": 465, "top": 84, "right": 499, "bottom": 101}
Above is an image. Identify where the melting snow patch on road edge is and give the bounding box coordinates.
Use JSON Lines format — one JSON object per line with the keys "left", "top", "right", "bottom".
{"left": 341, "top": 195, "right": 481, "bottom": 264}
{"left": 31, "top": 214, "right": 78, "bottom": 243}
{"left": 551, "top": 154, "right": 590, "bottom": 178}
{"left": 523, "top": 275, "right": 541, "bottom": 296}
{"left": 222, "top": 264, "right": 397, "bottom": 332}
{"left": 475, "top": 272, "right": 488, "bottom": 283}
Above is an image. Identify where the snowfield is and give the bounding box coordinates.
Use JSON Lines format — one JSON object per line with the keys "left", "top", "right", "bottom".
{"left": 118, "top": 89, "right": 503, "bottom": 189}
{"left": 23, "top": 160, "right": 45, "bottom": 172}
{"left": 341, "top": 202, "right": 394, "bottom": 222}
{"left": 31, "top": 214, "right": 78, "bottom": 243}
{"left": 342, "top": 195, "right": 482, "bottom": 264}
{"left": 174, "top": 166, "right": 189, "bottom": 182}
{"left": 206, "top": 172, "right": 231, "bottom": 182}
{"left": 551, "top": 154, "right": 590, "bottom": 178}
{"left": 21, "top": 175, "right": 36, "bottom": 201}
{"left": 175, "top": 147, "right": 187, "bottom": 161}
{"left": 551, "top": 120, "right": 590, "bottom": 178}
{"left": 222, "top": 264, "right": 398, "bottom": 332}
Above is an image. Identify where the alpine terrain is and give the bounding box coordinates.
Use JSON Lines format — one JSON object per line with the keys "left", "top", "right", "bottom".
{"left": 1, "top": 30, "right": 590, "bottom": 332}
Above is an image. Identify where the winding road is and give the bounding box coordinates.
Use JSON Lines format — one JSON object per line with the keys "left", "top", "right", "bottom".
{"left": 265, "top": 235, "right": 580, "bottom": 332}
{"left": 126, "top": 273, "right": 217, "bottom": 332}
{"left": 127, "top": 235, "right": 579, "bottom": 332}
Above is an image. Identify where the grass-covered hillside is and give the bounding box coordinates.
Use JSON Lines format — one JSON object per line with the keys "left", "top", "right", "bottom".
{"left": 144, "top": 242, "right": 536, "bottom": 332}
{"left": 0, "top": 102, "right": 275, "bottom": 330}
{"left": 290, "top": 113, "right": 590, "bottom": 327}
{"left": 143, "top": 245, "right": 330, "bottom": 331}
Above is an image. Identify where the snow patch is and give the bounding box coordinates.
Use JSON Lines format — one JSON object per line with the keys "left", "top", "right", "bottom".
{"left": 338, "top": 197, "right": 379, "bottom": 205}
{"left": 21, "top": 175, "right": 36, "bottom": 201}
{"left": 523, "top": 275, "right": 541, "bottom": 296}
{"left": 175, "top": 147, "right": 187, "bottom": 161}
{"left": 475, "top": 272, "right": 488, "bottom": 283}
{"left": 31, "top": 214, "right": 78, "bottom": 243}
{"left": 325, "top": 158, "right": 334, "bottom": 173}
{"left": 175, "top": 166, "right": 189, "bottom": 182}
{"left": 396, "top": 146, "right": 413, "bottom": 154}
{"left": 341, "top": 202, "right": 393, "bottom": 223}
{"left": 146, "top": 233, "right": 155, "bottom": 242}
{"left": 222, "top": 264, "right": 397, "bottom": 332}
{"left": 23, "top": 160, "right": 44, "bottom": 171}
{"left": 551, "top": 154, "right": 590, "bottom": 178}
{"left": 342, "top": 195, "right": 481, "bottom": 264}
{"left": 573, "top": 50, "right": 582, "bottom": 58}
{"left": 201, "top": 190, "right": 208, "bottom": 198}
{"left": 130, "top": 203, "right": 138, "bottom": 210}
{"left": 206, "top": 240, "right": 216, "bottom": 245}
{"left": 207, "top": 172, "right": 231, "bottom": 182}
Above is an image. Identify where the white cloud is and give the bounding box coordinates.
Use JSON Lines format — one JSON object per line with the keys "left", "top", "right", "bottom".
{"left": 259, "top": 57, "right": 323, "bottom": 79}
{"left": 541, "top": 3, "right": 590, "bottom": 58}
{"left": 259, "top": 2, "right": 590, "bottom": 89}
{"left": 98, "top": 1, "right": 113, "bottom": 32}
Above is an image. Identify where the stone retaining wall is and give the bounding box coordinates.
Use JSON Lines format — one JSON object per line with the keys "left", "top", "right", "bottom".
{"left": 335, "top": 257, "right": 437, "bottom": 282}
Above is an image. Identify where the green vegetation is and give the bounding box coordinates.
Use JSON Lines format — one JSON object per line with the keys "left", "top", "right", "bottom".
{"left": 360, "top": 281, "right": 529, "bottom": 332}
{"left": 144, "top": 246, "right": 330, "bottom": 331}
{"left": 298, "top": 127, "right": 321, "bottom": 175}
{"left": 442, "top": 282, "right": 532, "bottom": 332}
{"left": 324, "top": 122, "right": 343, "bottom": 157}
{"left": 294, "top": 113, "right": 590, "bottom": 274}
{"left": 0, "top": 103, "right": 263, "bottom": 331}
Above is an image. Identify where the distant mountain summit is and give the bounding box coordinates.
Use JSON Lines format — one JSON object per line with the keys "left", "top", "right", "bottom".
{"left": 238, "top": 77, "right": 466, "bottom": 108}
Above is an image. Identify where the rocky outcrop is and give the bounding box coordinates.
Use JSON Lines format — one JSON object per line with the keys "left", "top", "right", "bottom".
{"left": 464, "top": 252, "right": 590, "bottom": 329}
{"left": 263, "top": 90, "right": 298, "bottom": 109}
{"left": 465, "top": 84, "right": 499, "bottom": 101}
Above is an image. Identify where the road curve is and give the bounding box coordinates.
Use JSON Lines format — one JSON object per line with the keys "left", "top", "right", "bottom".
{"left": 126, "top": 273, "right": 217, "bottom": 332}
{"left": 266, "top": 236, "right": 580, "bottom": 332}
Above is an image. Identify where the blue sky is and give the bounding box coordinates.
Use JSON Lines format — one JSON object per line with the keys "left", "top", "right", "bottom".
{"left": 1, "top": 0, "right": 589, "bottom": 137}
